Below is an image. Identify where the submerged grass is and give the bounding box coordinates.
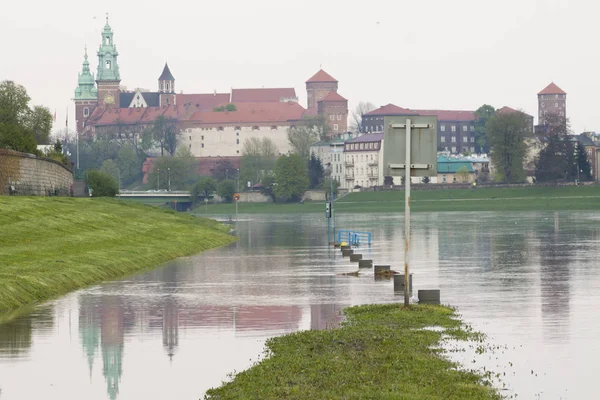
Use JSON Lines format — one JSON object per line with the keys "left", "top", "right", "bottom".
{"left": 204, "top": 304, "right": 502, "bottom": 400}
{"left": 193, "top": 185, "right": 600, "bottom": 214}
{"left": 0, "top": 197, "right": 236, "bottom": 313}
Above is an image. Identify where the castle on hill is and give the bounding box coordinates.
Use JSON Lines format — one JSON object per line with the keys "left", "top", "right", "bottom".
{"left": 73, "top": 17, "right": 349, "bottom": 161}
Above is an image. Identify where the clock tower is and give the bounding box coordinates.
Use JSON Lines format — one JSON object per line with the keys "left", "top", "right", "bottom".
{"left": 96, "top": 16, "right": 121, "bottom": 108}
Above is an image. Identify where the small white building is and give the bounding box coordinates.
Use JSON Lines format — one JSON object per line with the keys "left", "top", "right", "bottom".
{"left": 343, "top": 133, "right": 384, "bottom": 189}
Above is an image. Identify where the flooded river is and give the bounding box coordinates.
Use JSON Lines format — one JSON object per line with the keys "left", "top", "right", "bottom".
{"left": 1, "top": 211, "right": 599, "bottom": 399}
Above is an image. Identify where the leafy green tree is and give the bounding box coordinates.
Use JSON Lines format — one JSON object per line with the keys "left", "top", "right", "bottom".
{"left": 100, "top": 159, "right": 120, "bottom": 187}
{"left": 240, "top": 137, "right": 278, "bottom": 186}
{"left": 117, "top": 143, "right": 142, "bottom": 185}
{"left": 287, "top": 126, "right": 319, "bottom": 160}
{"left": 576, "top": 142, "right": 592, "bottom": 182}
{"left": 147, "top": 147, "right": 197, "bottom": 190}
{"left": 307, "top": 153, "right": 324, "bottom": 189}
{"left": 217, "top": 179, "right": 236, "bottom": 202}
{"left": 27, "top": 105, "right": 53, "bottom": 145}
{"left": 86, "top": 170, "right": 118, "bottom": 197}
{"left": 274, "top": 154, "right": 309, "bottom": 202}
{"left": 535, "top": 113, "right": 571, "bottom": 182}
{"left": 474, "top": 104, "right": 495, "bottom": 154}
{"left": 456, "top": 166, "right": 470, "bottom": 183}
{"left": 260, "top": 175, "right": 277, "bottom": 203}
{"left": 143, "top": 115, "right": 179, "bottom": 156}
{"left": 192, "top": 176, "right": 217, "bottom": 202}
{"left": 487, "top": 110, "right": 530, "bottom": 183}
{"left": 213, "top": 103, "right": 237, "bottom": 112}
{"left": 0, "top": 80, "right": 38, "bottom": 153}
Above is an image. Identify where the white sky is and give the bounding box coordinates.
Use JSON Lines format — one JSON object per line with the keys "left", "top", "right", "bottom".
{"left": 1, "top": 0, "right": 597, "bottom": 133}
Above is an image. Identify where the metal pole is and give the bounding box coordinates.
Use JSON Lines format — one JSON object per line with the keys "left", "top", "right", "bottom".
{"left": 404, "top": 118, "right": 411, "bottom": 307}
{"left": 332, "top": 175, "right": 336, "bottom": 242}
{"left": 157, "top": 168, "right": 160, "bottom": 190}
{"left": 76, "top": 132, "right": 79, "bottom": 170}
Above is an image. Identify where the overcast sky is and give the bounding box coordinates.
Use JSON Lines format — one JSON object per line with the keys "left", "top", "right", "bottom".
{"left": 1, "top": 0, "right": 596, "bottom": 134}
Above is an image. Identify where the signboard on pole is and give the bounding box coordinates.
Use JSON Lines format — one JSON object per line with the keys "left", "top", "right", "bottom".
{"left": 383, "top": 115, "right": 438, "bottom": 178}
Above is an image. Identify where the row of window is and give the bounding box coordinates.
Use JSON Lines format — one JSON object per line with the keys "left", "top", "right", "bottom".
{"left": 539, "top": 94, "right": 565, "bottom": 100}
{"left": 329, "top": 114, "right": 344, "bottom": 120}
{"left": 346, "top": 154, "right": 377, "bottom": 162}
{"left": 440, "top": 136, "right": 475, "bottom": 143}
{"left": 440, "top": 146, "right": 476, "bottom": 153}
{"left": 345, "top": 142, "right": 380, "bottom": 151}
{"left": 540, "top": 102, "right": 564, "bottom": 108}
{"left": 440, "top": 125, "right": 474, "bottom": 132}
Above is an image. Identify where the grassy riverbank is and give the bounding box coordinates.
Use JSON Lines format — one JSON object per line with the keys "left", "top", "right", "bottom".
{"left": 204, "top": 304, "right": 501, "bottom": 400}
{"left": 0, "top": 197, "right": 236, "bottom": 313}
{"left": 194, "top": 185, "right": 600, "bottom": 214}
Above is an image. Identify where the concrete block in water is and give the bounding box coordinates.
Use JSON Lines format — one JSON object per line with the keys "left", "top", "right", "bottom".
{"left": 418, "top": 289, "right": 440, "bottom": 304}
{"left": 374, "top": 265, "right": 390, "bottom": 274}
{"left": 393, "top": 274, "right": 413, "bottom": 292}
{"left": 358, "top": 259, "right": 373, "bottom": 268}
{"left": 349, "top": 253, "right": 363, "bottom": 262}
{"left": 341, "top": 245, "right": 352, "bottom": 251}
{"left": 342, "top": 249, "right": 354, "bottom": 257}
{"left": 334, "top": 242, "right": 341, "bottom": 248}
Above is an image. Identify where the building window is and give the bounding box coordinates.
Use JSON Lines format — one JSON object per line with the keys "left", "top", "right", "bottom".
{"left": 337, "top": 114, "right": 342, "bottom": 120}
{"left": 470, "top": 137, "right": 474, "bottom": 143}
{"left": 463, "top": 136, "right": 468, "bottom": 143}
{"left": 453, "top": 176, "right": 457, "bottom": 182}
{"left": 451, "top": 125, "right": 456, "bottom": 132}
{"left": 462, "top": 125, "right": 467, "bottom": 132}
{"left": 236, "top": 138, "right": 239, "bottom": 144}
{"left": 237, "top": 150, "right": 240, "bottom": 154}
{"left": 541, "top": 103, "right": 545, "bottom": 108}
{"left": 235, "top": 126, "right": 241, "bottom": 131}
{"left": 201, "top": 135, "right": 204, "bottom": 140}
{"left": 374, "top": 143, "right": 379, "bottom": 149}
{"left": 470, "top": 125, "right": 474, "bottom": 131}
{"left": 452, "top": 146, "right": 456, "bottom": 153}
{"left": 217, "top": 126, "right": 224, "bottom": 131}
{"left": 201, "top": 143, "right": 204, "bottom": 148}
{"left": 236, "top": 132, "right": 239, "bottom": 136}
{"left": 105, "top": 60, "right": 111, "bottom": 69}
{"left": 189, "top": 136, "right": 191, "bottom": 140}
{"left": 442, "top": 175, "right": 447, "bottom": 183}
{"left": 271, "top": 126, "right": 277, "bottom": 130}
{"left": 330, "top": 115, "right": 335, "bottom": 120}
{"left": 360, "top": 143, "right": 364, "bottom": 149}
{"left": 334, "top": 124, "right": 339, "bottom": 131}
{"left": 83, "top": 107, "right": 89, "bottom": 117}
{"left": 470, "top": 146, "right": 475, "bottom": 153}
{"left": 451, "top": 136, "right": 456, "bottom": 143}
{"left": 252, "top": 126, "right": 259, "bottom": 130}
{"left": 440, "top": 125, "right": 445, "bottom": 132}
{"left": 441, "top": 136, "right": 446, "bottom": 143}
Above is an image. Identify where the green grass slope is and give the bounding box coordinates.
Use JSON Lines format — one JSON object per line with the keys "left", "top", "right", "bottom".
{"left": 0, "top": 197, "right": 236, "bottom": 313}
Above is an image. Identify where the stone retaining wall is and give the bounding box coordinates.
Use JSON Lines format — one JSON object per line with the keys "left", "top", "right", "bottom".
{"left": 0, "top": 149, "right": 73, "bottom": 196}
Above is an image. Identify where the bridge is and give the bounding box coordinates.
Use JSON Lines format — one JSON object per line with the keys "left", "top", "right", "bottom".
{"left": 117, "top": 190, "right": 193, "bottom": 210}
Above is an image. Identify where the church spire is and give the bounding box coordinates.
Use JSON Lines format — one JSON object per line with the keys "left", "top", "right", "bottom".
{"left": 96, "top": 17, "right": 120, "bottom": 82}
{"left": 158, "top": 63, "right": 175, "bottom": 94}
{"left": 74, "top": 46, "right": 97, "bottom": 100}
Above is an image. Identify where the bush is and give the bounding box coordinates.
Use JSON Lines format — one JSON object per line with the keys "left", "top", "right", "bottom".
{"left": 217, "top": 179, "right": 236, "bottom": 202}
{"left": 86, "top": 170, "right": 118, "bottom": 197}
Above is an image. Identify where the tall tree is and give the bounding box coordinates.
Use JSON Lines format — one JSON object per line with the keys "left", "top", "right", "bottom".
{"left": 487, "top": 110, "right": 530, "bottom": 183}
{"left": 535, "top": 113, "right": 571, "bottom": 182}
{"left": 216, "top": 179, "right": 236, "bottom": 202}
{"left": 474, "top": 104, "right": 495, "bottom": 154}
{"left": 576, "top": 142, "right": 592, "bottom": 182}
{"left": 147, "top": 147, "right": 198, "bottom": 190}
{"left": 100, "top": 159, "right": 120, "bottom": 187}
{"left": 0, "top": 81, "right": 38, "bottom": 153}
{"left": 240, "top": 137, "right": 278, "bottom": 186}
{"left": 27, "top": 106, "right": 53, "bottom": 145}
{"left": 350, "top": 101, "right": 376, "bottom": 133}
{"left": 144, "top": 115, "right": 179, "bottom": 156}
{"left": 274, "top": 154, "right": 309, "bottom": 202}
{"left": 211, "top": 159, "right": 236, "bottom": 182}
{"left": 307, "top": 153, "right": 324, "bottom": 189}
{"left": 287, "top": 126, "right": 319, "bottom": 160}
{"left": 117, "top": 143, "right": 143, "bottom": 185}
{"left": 191, "top": 176, "right": 217, "bottom": 202}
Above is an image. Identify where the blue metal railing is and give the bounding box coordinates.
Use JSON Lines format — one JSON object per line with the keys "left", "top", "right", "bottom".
{"left": 337, "top": 230, "right": 372, "bottom": 246}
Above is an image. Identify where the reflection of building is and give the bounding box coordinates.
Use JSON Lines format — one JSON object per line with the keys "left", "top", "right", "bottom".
{"left": 79, "top": 298, "right": 101, "bottom": 378}
{"left": 162, "top": 298, "right": 179, "bottom": 361}
{"left": 101, "top": 300, "right": 125, "bottom": 400}
{"left": 310, "top": 304, "right": 344, "bottom": 330}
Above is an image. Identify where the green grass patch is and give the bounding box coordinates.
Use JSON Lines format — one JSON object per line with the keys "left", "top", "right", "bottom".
{"left": 204, "top": 304, "right": 501, "bottom": 400}
{"left": 193, "top": 185, "right": 600, "bottom": 214}
{"left": 0, "top": 197, "right": 236, "bottom": 313}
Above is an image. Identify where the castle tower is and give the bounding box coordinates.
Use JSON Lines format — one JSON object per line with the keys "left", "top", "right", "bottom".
{"left": 96, "top": 16, "right": 121, "bottom": 108}
{"left": 306, "top": 69, "right": 338, "bottom": 112}
{"left": 318, "top": 92, "right": 348, "bottom": 135}
{"left": 74, "top": 46, "right": 98, "bottom": 134}
{"left": 538, "top": 82, "right": 566, "bottom": 126}
{"left": 158, "top": 63, "right": 176, "bottom": 107}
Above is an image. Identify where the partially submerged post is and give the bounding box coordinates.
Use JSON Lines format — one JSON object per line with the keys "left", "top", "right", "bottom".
{"left": 349, "top": 253, "right": 363, "bottom": 262}
{"left": 385, "top": 115, "right": 437, "bottom": 307}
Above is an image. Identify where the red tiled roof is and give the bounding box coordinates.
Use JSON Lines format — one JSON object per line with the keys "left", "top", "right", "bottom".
{"left": 413, "top": 109, "right": 475, "bottom": 122}
{"left": 189, "top": 101, "right": 306, "bottom": 125}
{"left": 538, "top": 82, "right": 566, "bottom": 95}
{"left": 496, "top": 106, "right": 533, "bottom": 118}
{"left": 231, "top": 88, "right": 297, "bottom": 102}
{"left": 177, "top": 93, "right": 231, "bottom": 110}
{"left": 91, "top": 104, "right": 202, "bottom": 126}
{"left": 319, "top": 91, "right": 347, "bottom": 102}
{"left": 306, "top": 69, "right": 338, "bottom": 83}
{"left": 364, "top": 103, "right": 418, "bottom": 116}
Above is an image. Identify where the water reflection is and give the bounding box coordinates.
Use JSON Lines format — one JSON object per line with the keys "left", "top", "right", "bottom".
{"left": 0, "top": 212, "right": 600, "bottom": 399}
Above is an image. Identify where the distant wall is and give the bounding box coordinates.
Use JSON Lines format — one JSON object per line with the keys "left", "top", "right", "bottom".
{"left": 303, "top": 190, "right": 326, "bottom": 201}
{"left": 240, "top": 192, "right": 271, "bottom": 203}
{"left": 0, "top": 149, "right": 73, "bottom": 196}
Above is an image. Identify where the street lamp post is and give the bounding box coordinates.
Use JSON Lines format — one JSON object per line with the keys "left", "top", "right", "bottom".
{"left": 157, "top": 168, "right": 160, "bottom": 190}
{"left": 167, "top": 167, "right": 171, "bottom": 191}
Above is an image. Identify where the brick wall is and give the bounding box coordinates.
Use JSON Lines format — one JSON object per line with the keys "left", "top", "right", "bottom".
{"left": 0, "top": 149, "right": 73, "bottom": 196}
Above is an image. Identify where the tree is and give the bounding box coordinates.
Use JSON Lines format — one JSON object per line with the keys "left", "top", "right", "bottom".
{"left": 350, "top": 101, "right": 376, "bottom": 133}
{"left": 0, "top": 80, "right": 38, "bottom": 153}
{"left": 217, "top": 179, "right": 236, "bottom": 202}
{"left": 321, "top": 177, "right": 340, "bottom": 197}
{"left": 287, "top": 126, "right": 319, "bottom": 160}
{"left": 535, "top": 113, "right": 572, "bottom": 182}
{"left": 240, "top": 137, "right": 278, "bottom": 186}
{"left": 211, "top": 159, "right": 236, "bottom": 182}
{"left": 260, "top": 175, "right": 277, "bottom": 203}
{"left": 191, "top": 176, "right": 217, "bottom": 202}
{"left": 213, "top": 103, "right": 237, "bottom": 112}
{"left": 273, "top": 154, "right": 309, "bottom": 202}
{"left": 144, "top": 115, "right": 179, "bottom": 156}
{"left": 456, "top": 166, "right": 470, "bottom": 183}
{"left": 147, "top": 147, "right": 198, "bottom": 190}
{"left": 86, "top": 170, "right": 118, "bottom": 197}
{"left": 487, "top": 110, "right": 530, "bottom": 183}
{"left": 117, "top": 143, "right": 143, "bottom": 186}
{"left": 27, "top": 106, "right": 53, "bottom": 145}
{"left": 100, "top": 159, "right": 120, "bottom": 187}
{"left": 576, "top": 142, "right": 592, "bottom": 182}
{"left": 307, "top": 153, "right": 324, "bottom": 189}
{"left": 474, "top": 104, "right": 495, "bottom": 154}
